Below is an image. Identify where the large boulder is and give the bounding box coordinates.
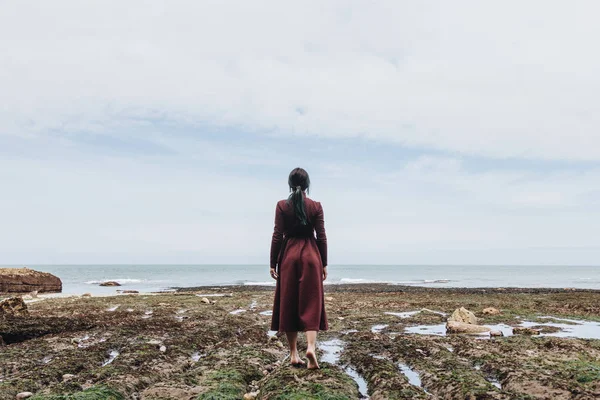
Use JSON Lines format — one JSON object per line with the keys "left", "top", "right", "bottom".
{"left": 448, "top": 307, "right": 478, "bottom": 325}
{"left": 0, "top": 297, "right": 28, "bottom": 317}
{"left": 446, "top": 321, "right": 491, "bottom": 335}
{"left": 0, "top": 267, "right": 62, "bottom": 293}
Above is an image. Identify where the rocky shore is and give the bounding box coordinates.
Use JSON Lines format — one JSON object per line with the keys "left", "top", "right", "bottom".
{"left": 0, "top": 268, "right": 62, "bottom": 294}
{"left": 1, "top": 284, "right": 599, "bottom": 399}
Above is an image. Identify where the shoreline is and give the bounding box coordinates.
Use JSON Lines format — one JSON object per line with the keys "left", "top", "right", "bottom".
{"left": 2, "top": 282, "right": 600, "bottom": 398}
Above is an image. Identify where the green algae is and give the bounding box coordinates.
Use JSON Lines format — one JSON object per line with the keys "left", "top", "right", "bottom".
{"left": 29, "top": 386, "right": 124, "bottom": 400}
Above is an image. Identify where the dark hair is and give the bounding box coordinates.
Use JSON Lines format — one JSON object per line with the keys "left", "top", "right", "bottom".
{"left": 287, "top": 167, "right": 310, "bottom": 225}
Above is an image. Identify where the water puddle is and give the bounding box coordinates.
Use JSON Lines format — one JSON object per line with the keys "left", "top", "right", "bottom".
{"left": 195, "top": 293, "right": 231, "bottom": 297}
{"left": 371, "top": 324, "right": 388, "bottom": 333}
{"left": 229, "top": 309, "right": 246, "bottom": 315}
{"left": 176, "top": 309, "right": 188, "bottom": 314}
{"left": 42, "top": 356, "right": 53, "bottom": 364}
{"left": 267, "top": 330, "right": 278, "bottom": 338}
{"left": 249, "top": 300, "right": 258, "bottom": 310}
{"left": 385, "top": 309, "right": 447, "bottom": 319}
{"left": 341, "top": 329, "right": 359, "bottom": 335}
{"left": 346, "top": 366, "right": 369, "bottom": 399}
{"left": 486, "top": 376, "right": 501, "bottom": 389}
{"left": 102, "top": 350, "right": 119, "bottom": 366}
{"left": 398, "top": 363, "right": 423, "bottom": 387}
{"left": 106, "top": 305, "right": 120, "bottom": 312}
{"left": 259, "top": 310, "right": 273, "bottom": 316}
{"left": 144, "top": 310, "right": 153, "bottom": 315}
{"left": 174, "top": 316, "right": 185, "bottom": 322}
{"left": 126, "top": 308, "right": 134, "bottom": 312}
{"left": 191, "top": 352, "right": 205, "bottom": 362}
{"left": 445, "top": 345, "right": 454, "bottom": 352}
{"left": 320, "top": 338, "right": 369, "bottom": 399}
{"left": 405, "top": 324, "right": 446, "bottom": 336}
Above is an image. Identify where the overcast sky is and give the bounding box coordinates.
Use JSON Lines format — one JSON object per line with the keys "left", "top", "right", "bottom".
{"left": 1, "top": 1, "right": 599, "bottom": 265}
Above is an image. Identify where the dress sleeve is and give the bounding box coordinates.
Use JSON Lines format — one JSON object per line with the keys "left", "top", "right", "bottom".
{"left": 269, "top": 202, "right": 284, "bottom": 269}
{"left": 315, "top": 202, "right": 328, "bottom": 267}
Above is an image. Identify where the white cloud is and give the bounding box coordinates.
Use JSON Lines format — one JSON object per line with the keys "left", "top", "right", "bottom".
{"left": 2, "top": 1, "right": 600, "bottom": 160}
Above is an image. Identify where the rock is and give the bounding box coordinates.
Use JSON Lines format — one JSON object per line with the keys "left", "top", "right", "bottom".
{"left": 325, "top": 296, "right": 334, "bottom": 301}
{"left": 490, "top": 330, "right": 504, "bottom": 337}
{"left": 81, "top": 293, "right": 92, "bottom": 297}
{"left": 201, "top": 297, "right": 210, "bottom": 304}
{"left": 0, "top": 297, "right": 28, "bottom": 317}
{"left": 62, "top": 374, "right": 76, "bottom": 381}
{"left": 30, "top": 291, "right": 38, "bottom": 298}
{"left": 483, "top": 307, "right": 501, "bottom": 315}
{"left": 448, "top": 307, "right": 478, "bottom": 325}
{"left": 117, "top": 290, "right": 139, "bottom": 294}
{"left": 243, "top": 391, "right": 259, "bottom": 399}
{"left": 16, "top": 393, "right": 34, "bottom": 399}
{"left": 99, "top": 281, "right": 121, "bottom": 287}
{"left": 513, "top": 327, "right": 541, "bottom": 335}
{"left": 147, "top": 340, "right": 162, "bottom": 345}
{"left": 159, "top": 345, "right": 167, "bottom": 352}
{"left": 446, "top": 321, "right": 491, "bottom": 335}
{"left": 0, "top": 267, "right": 62, "bottom": 293}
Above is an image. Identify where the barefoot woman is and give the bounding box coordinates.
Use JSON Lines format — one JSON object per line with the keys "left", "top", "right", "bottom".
{"left": 270, "top": 167, "right": 328, "bottom": 369}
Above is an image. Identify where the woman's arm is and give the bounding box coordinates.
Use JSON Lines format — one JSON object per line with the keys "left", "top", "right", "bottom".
{"left": 270, "top": 202, "right": 284, "bottom": 271}
{"left": 315, "top": 202, "right": 327, "bottom": 268}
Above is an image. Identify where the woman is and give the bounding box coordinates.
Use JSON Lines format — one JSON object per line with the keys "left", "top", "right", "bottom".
{"left": 270, "top": 167, "right": 328, "bottom": 370}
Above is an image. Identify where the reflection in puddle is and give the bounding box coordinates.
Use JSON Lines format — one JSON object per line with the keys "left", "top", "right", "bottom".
{"left": 144, "top": 310, "right": 153, "bottom": 315}
{"left": 229, "top": 309, "right": 246, "bottom": 315}
{"left": 102, "top": 350, "right": 119, "bottom": 366}
{"left": 404, "top": 317, "right": 600, "bottom": 340}
{"left": 250, "top": 300, "right": 258, "bottom": 310}
{"left": 259, "top": 310, "right": 273, "bottom": 316}
{"left": 371, "top": 324, "right": 388, "bottom": 333}
{"left": 267, "top": 330, "right": 277, "bottom": 338}
{"left": 341, "top": 329, "right": 359, "bottom": 335}
{"left": 191, "top": 352, "right": 204, "bottom": 362}
{"left": 487, "top": 376, "right": 501, "bottom": 389}
{"left": 106, "top": 305, "right": 120, "bottom": 312}
{"left": 195, "top": 293, "right": 231, "bottom": 297}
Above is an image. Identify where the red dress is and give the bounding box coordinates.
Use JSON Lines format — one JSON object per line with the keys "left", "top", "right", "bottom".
{"left": 270, "top": 194, "right": 328, "bottom": 332}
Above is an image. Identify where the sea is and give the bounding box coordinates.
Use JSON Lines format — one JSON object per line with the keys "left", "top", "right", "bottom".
{"left": 3, "top": 264, "right": 600, "bottom": 295}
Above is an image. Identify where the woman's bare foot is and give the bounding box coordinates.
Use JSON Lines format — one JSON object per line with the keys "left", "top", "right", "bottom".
{"left": 290, "top": 352, "right": 306, "bottom": 367}
{"left": 306, "top": 347, "right": 319, "bottom": 370}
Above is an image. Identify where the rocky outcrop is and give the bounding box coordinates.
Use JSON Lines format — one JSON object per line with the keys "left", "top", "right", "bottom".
{"left": 99, "top": 281, "right": 121, "bottom": 287}
{"left": 446, "top": 320, "right": 491, "bottom": 335}
{"left": 0, "top": 267, "right": 62, "bottom": 293}
{"left": 448, "top": 307, "right": 479, "bottom": 324}
{"left": 513, "top": 327, "right": 541, "bottom": 335}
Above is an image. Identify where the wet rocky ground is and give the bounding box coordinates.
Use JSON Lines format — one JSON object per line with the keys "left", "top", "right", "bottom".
{"left": 1, "top": 284, "right": 600, "bottom": 399}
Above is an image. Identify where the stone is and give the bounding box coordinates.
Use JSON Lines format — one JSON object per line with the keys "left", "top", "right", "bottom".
{"left": 0, "top": 297, "right": 28, "bottom": 317}
{"left": 81, "top": 293, "right": 92, "bottom": 297}
{"left": 325, "top": 296, "right": 334, "bottom": 301}
{"left": 243, "top": 391, "right": 259, "bottom": 399}
{"left": 490, "top": 330, "right": 504, "bottom": 337}
{"left": 483, "top": 307, "right": 501, "bottom": 315}
{"left": 99, "top": 281, "right": 121, "bottom": 287}
{"left": 201, "top": 297, "right": 210, "bottom": 304}
{"left": 513, "top": 327, "right": 541, "bottom": 335}
{"left": 159, "top": 345, "right": 167, "bottom": 352}
{"left": 0, "top": 267, "right": 62, "bottom": 293}
{"left": 16, "top": 393, "right": 34, "bottom": 399}
{"left": 448, "top": 307, "right": 478, "bottom": 325}
{"left": 62, "top": 374, "right": 76, "bottom": 381}
{"left": 446, "top": 321, "right": 491, "bottom": 335}
{"left": 118, "top": 290, "right": 139, "bottom": 294}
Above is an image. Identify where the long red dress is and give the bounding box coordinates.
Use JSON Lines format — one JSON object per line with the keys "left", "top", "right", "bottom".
{"left": 270, "top": 194, "right": 328, "bottom": 332}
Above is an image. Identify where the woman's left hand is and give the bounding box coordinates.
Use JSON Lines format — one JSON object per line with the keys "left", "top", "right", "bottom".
{"left": 322, "top": 266, "right": 328, "bottom": 281}
{"left": 270, "top": 268, "right": 278, "bottom": 280}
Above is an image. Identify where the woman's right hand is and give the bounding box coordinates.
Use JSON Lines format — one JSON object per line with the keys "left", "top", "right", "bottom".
{"left": 270, "top": 267, "right": 278, "bottom": 280}
{"left": 322, "top": 266, "right": 328, "bottom": 281}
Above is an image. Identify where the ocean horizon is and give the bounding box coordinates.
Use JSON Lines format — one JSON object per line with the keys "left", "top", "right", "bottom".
{"left": 3, "top": 264, "right": 599, "bottom": 295}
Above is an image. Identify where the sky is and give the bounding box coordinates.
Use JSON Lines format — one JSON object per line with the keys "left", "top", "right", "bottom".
{"left": 1, "top": 1, "right": 599, "bottom": 265}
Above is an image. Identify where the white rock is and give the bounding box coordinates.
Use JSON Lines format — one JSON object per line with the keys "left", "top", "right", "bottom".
{"left": 81, "top": 293, "right": 92, "bottom": 298}
{"left": 159, "top": 345, "right": 167, "bottom": 352}
{"left": 16, "top": 393, "right": 34, "bottom": 399}
{"left": 62, "top": 374, "right": 76, "bottom": 381}
{"left": 448, "top": 307, "right": 478, "bottom": 325}
{"left": 201, "top": 297, "right": 210, "bottom": 304}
